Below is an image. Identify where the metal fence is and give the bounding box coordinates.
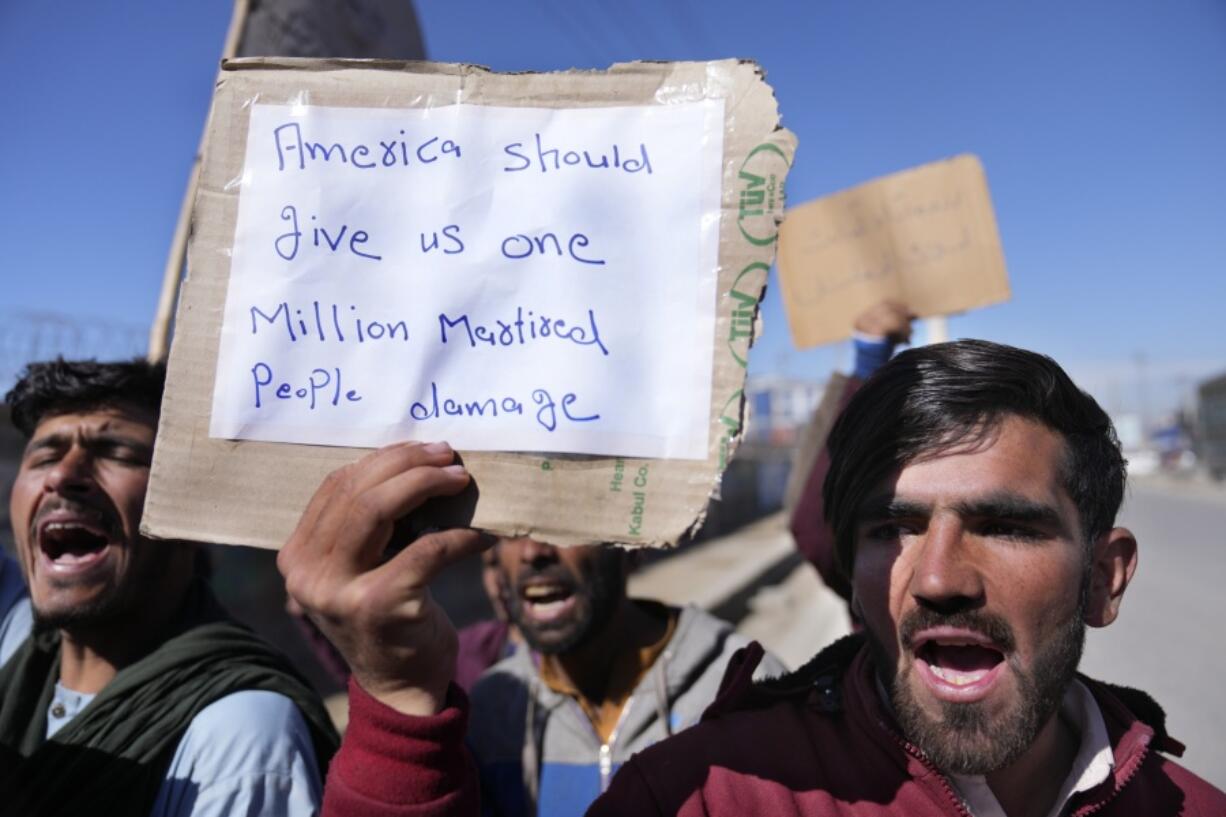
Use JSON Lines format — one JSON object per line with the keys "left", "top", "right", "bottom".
{"left": 0, "top": 310, "right": 147, "bottom": 390}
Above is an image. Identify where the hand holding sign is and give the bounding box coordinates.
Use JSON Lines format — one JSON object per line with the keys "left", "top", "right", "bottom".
{"left": 852, "top": 299, "right": 915, "bottom": 345}
{"left": 778, "top": 155, "right": 1009, "bottom": 348}
{"left": 278, "top": 441, "right": 491, "bottom": 716}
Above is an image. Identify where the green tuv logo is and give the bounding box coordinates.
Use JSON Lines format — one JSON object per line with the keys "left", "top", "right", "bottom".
{"left": 736, "top": 142, "right": 791, "bottom": 247}
{"left": 727, "top": 262, "right": 767, "bottom": 369}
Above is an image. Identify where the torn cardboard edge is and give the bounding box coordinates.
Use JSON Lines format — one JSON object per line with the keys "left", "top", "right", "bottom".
{"left": 143, "top": 58, "right": 796, "bottom": 550}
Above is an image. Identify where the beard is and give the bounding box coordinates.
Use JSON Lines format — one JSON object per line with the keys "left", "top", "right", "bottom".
{"left": 34, "top": 588, "right": 127, "bottom": 630}
{"left": 868, "top": 585, "right": 1088, "bottom": 775}
{"left": 32, "top": 538, "right": 174, "bottom": 633}
{"left": 507, "top": 549, "right": 625, "bottom": 655}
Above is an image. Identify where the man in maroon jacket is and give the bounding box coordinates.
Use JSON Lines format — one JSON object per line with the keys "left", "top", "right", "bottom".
{"left": 279, "top": 341, "right": 1226, "bottom": 816}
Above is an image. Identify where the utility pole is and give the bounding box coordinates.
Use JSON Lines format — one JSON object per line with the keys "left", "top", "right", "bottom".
{"left": 923, "top": 315, "right": 949, "bottom": 346}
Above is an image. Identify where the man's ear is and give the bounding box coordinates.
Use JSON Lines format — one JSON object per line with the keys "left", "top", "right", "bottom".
{"left": 1084, "top": 527, "right": 1138, "bottom": 628}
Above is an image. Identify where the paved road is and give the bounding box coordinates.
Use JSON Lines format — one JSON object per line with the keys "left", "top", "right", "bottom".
{"left": 1081, "top": 478, "right": 1226, "bottom": 788}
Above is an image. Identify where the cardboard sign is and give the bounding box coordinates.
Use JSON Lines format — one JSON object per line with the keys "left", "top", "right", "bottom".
{"left": 210, "top": 101, "right": 724, "bottom": 459}
{"left": 777, "top": 155, "right": 1009, "bottom": 348}
{"left": 143, "top": 58, "right": 794, "bottom": 550}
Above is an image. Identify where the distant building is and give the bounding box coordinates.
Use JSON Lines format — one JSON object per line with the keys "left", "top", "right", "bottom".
{"left": 1112, "top": 413, "right": 1145, "bottom": 451}
{"left": 1198, "top": 371, "right": 1226, "bottom": 480}
{"left": 744, "top": 376, "right": 826, "bottom": 445}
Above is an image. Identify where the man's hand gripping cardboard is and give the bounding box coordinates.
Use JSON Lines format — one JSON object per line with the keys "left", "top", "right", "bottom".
{"left": 277, "top": 441, "right": 491, "bottom": 717}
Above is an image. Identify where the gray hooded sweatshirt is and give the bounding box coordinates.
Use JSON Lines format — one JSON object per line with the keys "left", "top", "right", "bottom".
{"left": 467, "top": 603, "right": 787, "bottom": 817}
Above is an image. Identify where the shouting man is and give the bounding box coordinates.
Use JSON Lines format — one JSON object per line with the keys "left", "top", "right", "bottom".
{"left": 591, "top": 340, "right": 1226, "bottom": 816}
{"left": 0, "top": 359, "right": 337, "bottom": 817}
{"left": 468, "top": 537, "right": 784, "bottom": 816}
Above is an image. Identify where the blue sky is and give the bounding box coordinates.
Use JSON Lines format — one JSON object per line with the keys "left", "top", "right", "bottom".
{"left": 1, "top": 1, "right": 1223, "bottom": 418}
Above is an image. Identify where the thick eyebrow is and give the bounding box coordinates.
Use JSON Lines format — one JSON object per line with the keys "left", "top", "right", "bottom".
{"left": 855, "top": 495, "right": 932, "bottom": 523}
{"left": 23, "top": 432, "right": 72, "bottom": 456}
{"left": 950, "top": 492, "right": 1064, "bottom": 529}
{"left": 855, "top": 492, "right": 1064, "bottom": 529}
{"left": 24, "top": 431, "right": 153, "bottom": 462}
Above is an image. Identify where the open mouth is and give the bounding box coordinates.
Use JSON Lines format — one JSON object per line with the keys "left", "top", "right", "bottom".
{"left": 913, "top": 630, "right": 1007, "bottom": 701}
{"left": 37, "top": 518, "right": 114, "bottom": 573}
{"left": 519, "top": 581, "right": 578, "bottom": 623}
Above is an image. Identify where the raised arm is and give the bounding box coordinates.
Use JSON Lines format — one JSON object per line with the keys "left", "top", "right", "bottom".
{"left": 278, "top": 441, "right": 488, "bottom": 817}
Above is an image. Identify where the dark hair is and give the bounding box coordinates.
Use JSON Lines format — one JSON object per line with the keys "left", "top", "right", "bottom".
{"left": 5, "top": 358, "right": 166, "bottom": 438}
{"left": 822, "top": 340, "right": 1125, "bottom": 578}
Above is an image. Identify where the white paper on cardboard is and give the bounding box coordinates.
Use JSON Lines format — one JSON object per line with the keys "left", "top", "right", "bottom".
{"left": 209, "top": 101, "right": 725, "bottom": 459}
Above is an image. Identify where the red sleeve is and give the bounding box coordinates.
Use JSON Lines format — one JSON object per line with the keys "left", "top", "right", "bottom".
{"left": 323, "top": 678, "right": 479, "bottom": 817}
{"left": 789, "top": 376, "right": 861, "bottom": 603}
